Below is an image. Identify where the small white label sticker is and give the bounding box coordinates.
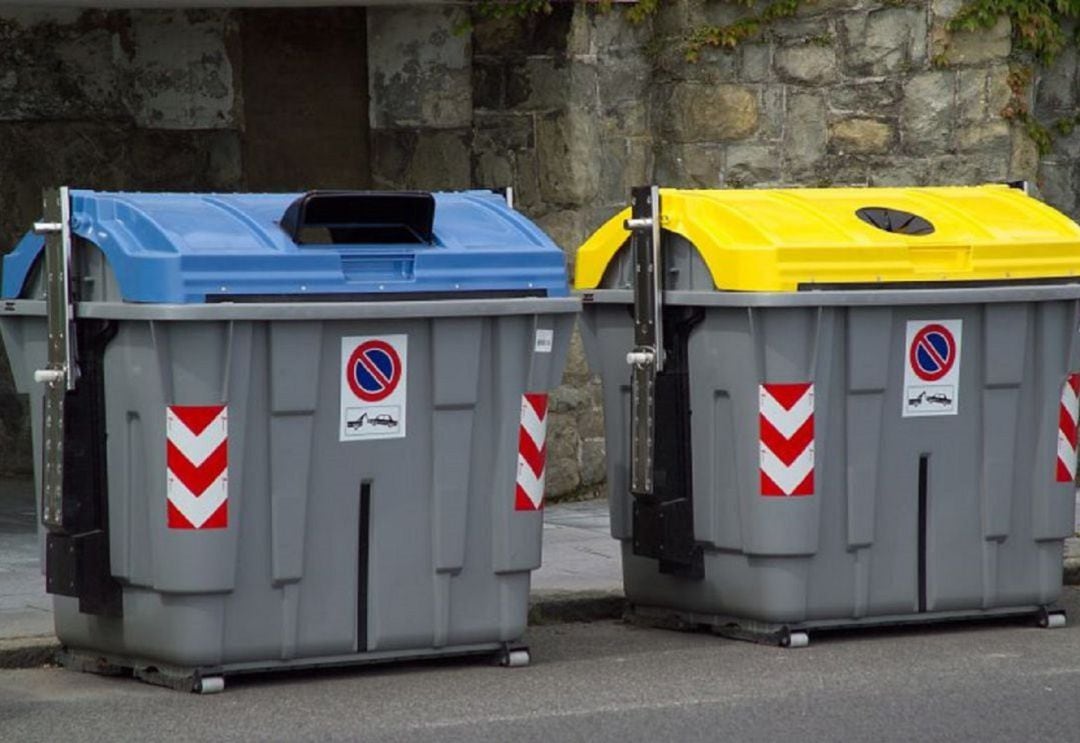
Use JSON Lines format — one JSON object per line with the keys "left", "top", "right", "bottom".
{"left": 340, "top": 335, "right": 407, "bottom": 441}
{"left": 902, "top": 320, "right": 962, "bottom": 417}
{"left": 534, "top": 328, "right": 554, "bottom": 353}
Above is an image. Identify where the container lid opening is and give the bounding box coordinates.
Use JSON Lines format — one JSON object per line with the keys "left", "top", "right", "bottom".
{"left": 280, "top": 191, "right": 436, "bottom": 245}
{"left": 856, "top": 207, "right": 935, "bottom": 236}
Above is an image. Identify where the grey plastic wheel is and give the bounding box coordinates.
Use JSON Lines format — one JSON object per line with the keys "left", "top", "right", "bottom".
{"left": 195, "top": 676, "right": 225, "bottom": 694}
{"left": 503, "top": 649, "right": 530, "bottom": 668}
{"left": 782, "top": 631, "right": 809, "bottom": 649}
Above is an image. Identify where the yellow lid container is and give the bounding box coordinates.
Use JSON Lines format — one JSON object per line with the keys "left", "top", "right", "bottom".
{"left": 574, "top": 185, "right": 1080, "bottom": 293}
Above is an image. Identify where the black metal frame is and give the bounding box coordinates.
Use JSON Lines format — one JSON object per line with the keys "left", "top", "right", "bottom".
{"left": 631, "top": 307, "right": 705, "bottom": 578}
{"left": 45, "top": 318, "right": 122, "bottom": 617}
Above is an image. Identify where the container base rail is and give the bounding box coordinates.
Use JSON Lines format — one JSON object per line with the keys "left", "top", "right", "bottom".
{"left": 624, "top": 603, "right": 1065, "bottom": 649}
{"left": 58, "top": 640, "right": 531, "bottom": 694}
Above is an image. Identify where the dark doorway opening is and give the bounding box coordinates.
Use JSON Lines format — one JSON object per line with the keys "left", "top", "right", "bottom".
{"left": 241, "top": 8, "right": 371, "bottom": 191}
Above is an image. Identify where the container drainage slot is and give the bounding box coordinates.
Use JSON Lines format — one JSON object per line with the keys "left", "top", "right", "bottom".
{"left": 856, "top": 207, "right": 934, "bottom": 236}
{"left": 918, "top": 454, "right": 928, "bottom": 613}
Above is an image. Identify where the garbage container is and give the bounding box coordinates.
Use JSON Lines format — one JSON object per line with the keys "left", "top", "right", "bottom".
{"left": 0, "top": 187, "right": 578, "bottom": 690}
{"left": 577, "top": 184, "right": 1080, "bottom": 645}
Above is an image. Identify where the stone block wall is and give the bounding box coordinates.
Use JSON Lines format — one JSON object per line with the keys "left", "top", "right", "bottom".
{"left": 648, "top": 0, "right": 1029, "bottom": 188}
{"left": 1033, "top": 24, "right": 1080, "bottom": 217}
{"left": 0, "top": 8, "right": 243, "bottom": 475}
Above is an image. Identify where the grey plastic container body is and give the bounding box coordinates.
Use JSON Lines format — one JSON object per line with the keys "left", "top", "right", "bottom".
{"left": 581, "top": 237, "right": 1080, "bottom": 631}
{"left": 1, "top": 255, "right": 576, "bottom": 672}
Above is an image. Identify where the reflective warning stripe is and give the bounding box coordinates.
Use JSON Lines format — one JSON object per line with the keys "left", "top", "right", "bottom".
{"left": 759, "top": 383, "right": 814, "bottom": 497}
{"left": 515, "top": 393, "right": 548, "bottom": 511}
{"left": 167, "top": 405, "right": 228, "bottom": 529}
{"left": 1057, "top": 374, "right": 1080, "bottom": 483}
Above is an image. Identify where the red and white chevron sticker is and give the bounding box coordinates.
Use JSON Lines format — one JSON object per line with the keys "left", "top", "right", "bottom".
{"left": 515, "top": 393, "right": 548, "bottom": 511}
{"left": 759, "top": 383, "right": 814, "bottom": 497}
{"left": 1057, "top": 374, "right": 1080, "bottom": 483}
{"left": 166, "top": 405, "right": 228, "bottom": 529}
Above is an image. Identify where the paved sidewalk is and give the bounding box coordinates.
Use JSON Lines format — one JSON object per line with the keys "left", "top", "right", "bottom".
{"left": 533, "top": 498, "right": 621, "bottom": 594}
{"left": 0, "top": 479, "right": 50, "bottom": 643}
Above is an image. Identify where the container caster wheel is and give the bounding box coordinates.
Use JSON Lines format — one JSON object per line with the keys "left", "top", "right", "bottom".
{"left": 1039, "top": 610, "right": 1066, "bottom": 629}
{"left": 781, "top": 631, "right": 809, "bottom": 649}
{"left": 500, "top": 649, "right": 530, "bottom": 668}
{"left": 194, "top": 676, "right": 225, "bottom": 694}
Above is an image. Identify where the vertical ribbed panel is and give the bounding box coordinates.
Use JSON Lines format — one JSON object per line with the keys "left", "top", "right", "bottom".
{"left": 431, "top": 318, "right": 482, "bottom": 574}
{"left": 845, "top": 396, "right": 884, "bottom": 549}
{"left": 980, "top": 304, "right": 1026, "bottom": 542}
{"left": 268, "top": 322, "right": 322, "bottom": 659}
{"left": 1033, "top": 303, "right": 1075, "bottom": 540}
{"left": 845, "top": 307, "right": 893, "bottom": 550}
{"left": 268, "top": 322, "right": 322, "bottom": 584}
{"left": 269, "top": 322, "right": 323, "bottom": 413}
{"left": 843, "top": 307, "right": 893, "bottom": 620}
{"left": 268, "top": 418, "right": 314, "bottom": 582}
{"left": 707, "top": 391, "right": 739, "bottom": 550}
{"left": 979, "top": 305, "right": 1027, "bottom": 607}
{"left": 109, "top": 322, "right": 161, "bottom": 588}
{"left": 431, "top": 409, "right": 476, "bottom": 572}
{"left": 983, "top": 304, "right": 1027, "bottom": 385}
{"left": 980, "top": 388, "right": 1020, "bottom": 540}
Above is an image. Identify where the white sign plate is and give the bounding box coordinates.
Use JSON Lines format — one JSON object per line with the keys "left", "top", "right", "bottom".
{"left": 340, "top": 334, "right": 407, "bottom": 441}
{"left": 902, "top": 319, "right": 962, "bottom": 417}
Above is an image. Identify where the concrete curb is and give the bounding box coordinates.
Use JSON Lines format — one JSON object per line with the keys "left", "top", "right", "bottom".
{"left": 0, "top": 636, "right": 60, "bottom": 670}
{"left": 528, "top": 590, "right": 626, "bottom": 625}
{"left": 0, "top": 592, "right": 627, "bottom": 671}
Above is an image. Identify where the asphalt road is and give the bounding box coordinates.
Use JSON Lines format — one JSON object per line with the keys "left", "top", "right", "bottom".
{"left": 4, "top": 590, "right": 1080, "bottom": 742}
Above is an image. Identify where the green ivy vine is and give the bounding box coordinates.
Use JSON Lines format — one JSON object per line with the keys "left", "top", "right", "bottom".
{"left": 945, "top": 0, "right": 1080, "bottom": 155}
{"left": 947, "top": 0, "right": 1080, "bottom": 64}
{"left": 682, "top": 0, "right": 802, "bottom": 60}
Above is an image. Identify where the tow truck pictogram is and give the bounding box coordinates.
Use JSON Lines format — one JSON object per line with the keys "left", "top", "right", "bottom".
{"left": 346, "top": 412, "right": 399, "bottom": 431}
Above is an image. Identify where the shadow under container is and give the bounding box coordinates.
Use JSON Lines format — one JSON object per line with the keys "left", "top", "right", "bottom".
{"left": 577, "top": 184, "right": 1080, "bottom": 644}
{"left": 0, "top": 188, "right": 578, "bottom": 688}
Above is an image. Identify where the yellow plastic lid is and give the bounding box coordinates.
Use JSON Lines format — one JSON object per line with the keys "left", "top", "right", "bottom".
{"left": 574, "top": 185, "right": 1080, "bottom": 292}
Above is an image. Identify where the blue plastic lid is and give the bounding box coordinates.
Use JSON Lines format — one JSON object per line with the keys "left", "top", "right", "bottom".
{"left": 1, "top": 190, "right": 570, "bottom": 302}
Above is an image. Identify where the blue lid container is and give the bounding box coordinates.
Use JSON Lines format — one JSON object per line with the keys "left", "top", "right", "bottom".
{"left": 2, "top": 190, "right": 570, "bottom": 302}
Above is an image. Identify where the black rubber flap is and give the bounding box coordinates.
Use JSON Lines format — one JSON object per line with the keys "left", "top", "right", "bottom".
{"left": 281, "top": 191, "right": 435, "bottom": 245}
{"left": 856, "top": 207, "right": 935, "bottom": 236}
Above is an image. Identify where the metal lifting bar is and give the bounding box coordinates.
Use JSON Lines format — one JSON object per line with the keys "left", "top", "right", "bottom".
{"left": 625, "top": 185, "right": 663, "bottom": 496}
{"left": 624, "top": 185, "right": 704, "bottom": 578}
{"left": 33, "top": 187, "right": 77, "bottom": 530}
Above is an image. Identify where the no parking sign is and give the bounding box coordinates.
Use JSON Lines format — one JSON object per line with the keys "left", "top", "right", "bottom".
{"left": 902, "top": 320, "right": 962, "bottom": 417}
{"left": 340, "top": 335, "right": 407, "bottom": 441}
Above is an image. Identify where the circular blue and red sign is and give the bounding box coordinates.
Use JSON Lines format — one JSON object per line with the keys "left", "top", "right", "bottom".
{"left": 909, "top": 324, "right": 956, "bottom": 382}
{"left": 347, "top": 340, "right": 402, "bottom": 402}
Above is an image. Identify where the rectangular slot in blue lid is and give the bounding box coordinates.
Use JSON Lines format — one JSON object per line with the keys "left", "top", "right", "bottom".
{"left": 280, "top": 191, "right": 435, "bottom": 246}
{"left": 1, "top": 189, "right": 570, "bottom": 303}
